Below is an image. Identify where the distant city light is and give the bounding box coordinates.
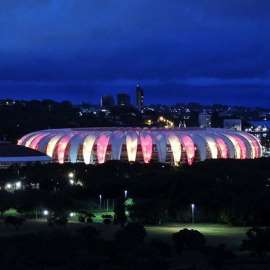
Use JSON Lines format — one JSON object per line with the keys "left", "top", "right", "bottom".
{"left": 43, "top": 210, "right": 49, "bottom": 216}
{"left": 15, "top": 181, "right": 22, "bottom": 189}
{"left": 68, "top": 172, "right": 74, "bottom": 178}
{"left": 191, "top": 203, "right": 195, "bottom": 224}
{"left": 69, "top": 179, "right": 75, "bottom": 185}
{"left": 5, "top": 183, "right": 12, "bottom": 190}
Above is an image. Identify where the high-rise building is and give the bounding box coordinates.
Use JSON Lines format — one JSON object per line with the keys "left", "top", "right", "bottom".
{"left": 198, "top": 110, "right": 211, "bottom": 128}
{"left": 117, "top": 93, "right": 131, "bottom": 107}
{"left": 136, "top": 84, "right": 144, "bottom": 112}
{"left": 100, "top": 95, "right": 115, "bottom": 108}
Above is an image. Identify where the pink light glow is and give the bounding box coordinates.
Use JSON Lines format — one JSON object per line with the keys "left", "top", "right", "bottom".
{"left": 25, "top": 135, "right": 39, "bottom": 148}
{"left": 18, "top": 134, "right": 33, "bottom": 145}
{"left": 234, "top": 136, "right": 247, "bottom": 159}
{"left": 57, "top": 136, "right": 72, "bottom": 164}
{"left": 140, "top": 134, "right": 153, "bottom": 163}
{"left": 181, "top": 135, "right": 195, "bottom": 165}
{"left": 215, "top": 138, "right": 228, "bottom": 159}
{"left": 29, "top": 133, "right": 48, "bottom": 150}
{"left": 249, "top": 136, "right": 260, "bottom": 158}
{"left": 96, "top": 134, "right": 110, "bottom": 164}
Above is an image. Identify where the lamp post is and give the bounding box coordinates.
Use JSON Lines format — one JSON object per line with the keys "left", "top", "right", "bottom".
{"left": 43, "top": 210, "right": 49, "bottom": 216}
{"left": 15, "top": 181, "right": 22, "bottom": 190}
{"left": 99, "top": 194, "right": 102, "bottom": 209}
{"left": 68, "top": 172, "right": 75, "bottom": 185}
{"left": 191, "top": 203, "right": 195, "bottom": 224}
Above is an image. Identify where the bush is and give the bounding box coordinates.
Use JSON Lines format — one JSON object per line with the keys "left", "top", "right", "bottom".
{"left": 86, "top": 217, "right": 93, "bottom": 223}
{"left": 241, "top": 227, "right": 270, "bottom": 256}
{"left": 102, "top": 214, "right": 113, "bottom": 219}
{"left": 78, "top": 212, "right": 95, "bottom": 223}
{"left": 78, "top": 214, "right": 86, "bottom": 223}
{"left": 172, "top": 228, "right": 206, "bottom": 254}
{"left": 129, "top": 199, "right": 166, "bottom": 225}
{"left": 47, "top": 213, "right": 68, "bottom": 226}
{"left": 103, "top": 218, "right": 112, "bottom": 225}
{"left": 4, "top": 215, "right": 26, "bottom": 230}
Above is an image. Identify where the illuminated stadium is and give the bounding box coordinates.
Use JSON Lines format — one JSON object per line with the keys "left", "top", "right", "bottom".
{"left": 18, "top": 128, "right": 262, "bottom": 166}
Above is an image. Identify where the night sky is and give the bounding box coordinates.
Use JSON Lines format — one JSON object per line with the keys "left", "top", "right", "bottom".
{"left": 0, "top": 0, "right": 270, "bottom": 106}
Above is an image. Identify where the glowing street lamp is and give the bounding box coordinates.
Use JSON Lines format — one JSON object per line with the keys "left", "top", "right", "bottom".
{"left": 191, "top": 203, "right": 195, "bottom": 224}
{"left": 99, "top": 194, "right": 102, "bottom": 209}
{"left": 124, "top": 190, "right": 128, "bottom": 199}
{"left": 68, "top": 172, "right": 75, "bottom": 185}
{"left": 43, "top": 210, "right": 49, "bottom": 216}
{"left": 69, "top": 179, "right": 75, "bottom": 185}
{"left": 15, "top": 181, "right": 22, "bottom": 190}
{"left": 5, "top": 183, "right": 12, "bottom": 190}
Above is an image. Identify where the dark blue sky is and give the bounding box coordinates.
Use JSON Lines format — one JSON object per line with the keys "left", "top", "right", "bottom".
{"left": 0, "top": 0, "right": 270, "bottom": 106}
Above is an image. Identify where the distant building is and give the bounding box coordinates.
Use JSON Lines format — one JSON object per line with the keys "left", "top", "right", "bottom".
{"left": 136, "top": 84, "right": 144, "bottom": 112}
{"left": 198, "top": 110, "right": 211, "bottom": 128}
{"left": 100, "top": 95, "right": 115, "bottom": 108}
{"left": 224, "top": 119, "right": 242, "bottom": 131}
{"left": 245, "top": 120, "right": 270, "bottom": 150}
{"left": 117, "top": 93, "right": 131, "bottom": 107}
{"left": 0, "top": 142, "right": 51, "bottom": 168}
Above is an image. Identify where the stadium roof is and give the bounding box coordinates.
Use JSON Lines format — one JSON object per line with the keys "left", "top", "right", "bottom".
{"left": 0, "top": 142, "right": 51, "bottom": 163}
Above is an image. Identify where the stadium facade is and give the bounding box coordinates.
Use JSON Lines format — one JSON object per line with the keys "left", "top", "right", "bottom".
{"left": 18, "top": 128, "right": 262, "bottom": 166}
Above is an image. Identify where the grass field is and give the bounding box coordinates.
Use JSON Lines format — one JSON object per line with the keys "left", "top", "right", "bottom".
{"left": 0, "top": 219, "right": 248, "bottom": 249}
{"left": 146, "top": 223, "right": 248, "bottom": 249}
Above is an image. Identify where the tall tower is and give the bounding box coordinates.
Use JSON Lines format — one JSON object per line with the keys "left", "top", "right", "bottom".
{"left": 136, "top": 84, "right": 144, "bottom": 112}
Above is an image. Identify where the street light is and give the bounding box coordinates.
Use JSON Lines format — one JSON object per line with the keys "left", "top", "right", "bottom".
{"left": 69, "top": 179, "right": 75, "bottom": 185}
{"left": 15, "top": 181, "right": 22, "bottom": 190}
{"left": 43, "top": 210, "right": 49, "bottom": 216}
{"left": 191, "top": 203, "right": 195, "bottom": 224}
{"left": 68, "top": 172, "right": 75, "bottom": 185}
{"left": 124, "top": 190, "right": 128, "bottom": 199}
{"left": 5, "top": 183, "right": 12, "bottom": 190}
{"left": 68, "top": 172, "right": 74, "bottom": 179}
{"left": 99, "top": 194, "right": 102, "bottom": 209}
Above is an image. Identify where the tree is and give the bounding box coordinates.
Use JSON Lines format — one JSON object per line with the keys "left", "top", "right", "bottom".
{"left": 0, "top": 191, "right": 13, "bottom": 216}
{"left": 114, "top": 198, "right": 127, "bottom": 227}
{"left": 129, "top": 199, "right": 167, "bottom": 225}
{"left": 172, "top": 229, "right": 206, "bottom": 254}
{"left": 241, "top": 227, "right": 270, "bottom": 257}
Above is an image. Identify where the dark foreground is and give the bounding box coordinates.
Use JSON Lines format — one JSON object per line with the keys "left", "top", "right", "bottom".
{"left": 1, "top": 220, "right": 270, "bottom": 270}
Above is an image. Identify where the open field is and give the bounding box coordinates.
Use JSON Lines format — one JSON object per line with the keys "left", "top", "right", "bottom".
{"left": 0, "top": 219, "right": 248, "bottom": 249}
{"left": 146, "top": 223, "right": 248, "bottom": 249}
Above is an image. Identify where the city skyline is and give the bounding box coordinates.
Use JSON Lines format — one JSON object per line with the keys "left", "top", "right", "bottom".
{"left": 0, "top": 1, "right": 270, "bottom": 106}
